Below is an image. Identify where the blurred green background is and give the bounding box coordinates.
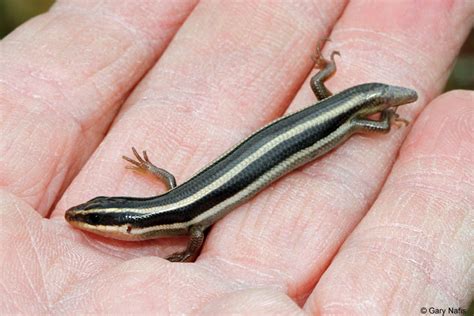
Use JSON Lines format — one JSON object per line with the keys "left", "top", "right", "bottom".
{"left": 0, "top": 0, "right": 54, "bottom": 36}
{"left": 0, "top": 0, "right": 472, "bottom": 90}
{"left": 0, "top": 0, "right": 472, "bottom": 314}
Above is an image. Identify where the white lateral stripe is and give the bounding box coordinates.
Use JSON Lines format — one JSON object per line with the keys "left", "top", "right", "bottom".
{"left": 75, "top": 98, "right": 361, "bottom": 217}
{"left": 126, "top": 120, "right": 354, "bottom": 235}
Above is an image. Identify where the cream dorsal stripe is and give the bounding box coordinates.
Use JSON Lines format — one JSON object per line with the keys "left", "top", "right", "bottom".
{"left": 123, "top": 118, "right": 358, "bottom": 235}
{"left": 74, "top": 92, "right": 364, "bottom": 216}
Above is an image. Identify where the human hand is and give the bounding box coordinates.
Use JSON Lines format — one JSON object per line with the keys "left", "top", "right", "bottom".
{"left": 1, "top": 1, "right": 472, "bottom": 314}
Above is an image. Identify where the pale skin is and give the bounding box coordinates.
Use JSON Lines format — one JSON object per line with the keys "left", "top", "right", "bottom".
{"left": 0, "top": 1, "right": 473, "bottom": 314}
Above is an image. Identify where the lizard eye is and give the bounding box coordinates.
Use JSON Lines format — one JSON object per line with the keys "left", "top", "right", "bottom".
{"left": 87, "top": 213, "right": 102, "bottom": 225}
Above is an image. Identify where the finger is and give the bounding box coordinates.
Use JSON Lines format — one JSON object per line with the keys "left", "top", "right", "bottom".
{"left": 0, "top": 0, "right": 197, "bottom": 214}
{"left": 199, "top": 289, "right": 303, "bottom": 315}
{"left": 305, "top": 91, "right": 474, "bottom": 313}
{"left": 55, "top": 1, "right": 345, "bottom": 214}
{"left": 0, "top": 190, "right": 123, "bottom": 312}
{"left": 203, "top": 0, "right": 473, "bottom": 299}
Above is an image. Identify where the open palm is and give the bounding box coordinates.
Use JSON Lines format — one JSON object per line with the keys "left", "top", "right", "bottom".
{"left": 1, "top": 1, "right": 472, "bottom": 314}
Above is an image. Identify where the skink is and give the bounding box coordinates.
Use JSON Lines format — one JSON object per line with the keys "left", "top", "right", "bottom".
{"left": 65, "top": 51, "right": 418, "bottom": 262}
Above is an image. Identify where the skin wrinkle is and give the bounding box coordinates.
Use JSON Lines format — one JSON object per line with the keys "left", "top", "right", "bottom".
{"left": 0, "top": 201, "right": 23, "bottom": 310}
{"left": 323, "top": 159, "right": 372, "bottom": 193}
{"left": 40, "top": 160, "right": 81, "bottom": 214}
{"left": 344, "top": 223, "right": 467, "bottom": 301}
{"left": 226, "top": 203, "right": 253, "bottom": 250}
{"left": 42, "top": 259, "right": 69, "bottom": 299}
{"left": 230, "top": 207, "right": 263, "bottom": 258}
{"left": 74, "top": 231, "right": 134, "bottom": 261}
{"left": 345, "top": 239, "right": 436, "bottom": 286}
{"left": 360, "top": 254, "right": 398, "bottom": 314}
{"left": 288, "top": 197, "right": 319, "bottom": 248}
{"left": 342, "top": 36, "right": 411, "bottom": 79}
{"left": 24, "top": 2, "right": 181, "bottom": 130}
{"left": 207, "top": 256, "right": 289, "bottom": 293}
{"left": 245, "top": 197, "right": 270, "bottom": 241}
{"left": 332, "top": 26, "right": 419, "bottom": 48}
{"left": 57, "top": 284, "right": 91, "bottom": 312}
{"left": 1, "top": 70, "right": 71, "bottom": 126}
{"left": 330, "top": 38, "right": 428, "bottom": 97}
{"left": 70, "top": 65, "right": 145, "bottom": 132}
{"left": 75, "top": 50, "right": 123, "bottom": 97}
{"left": 15, "top": 10, "right": 65, "bottom": 45}
{"left": 0, "top": 136, "right": 23, "bottom": 186}
{"left": 397, "top": 154, "right": 472, "bottom": 169}
{"left": 20, "top": 69, "right": 70, "bottom": 114}
{"left": 243, "top": 45, "right": 305, "bottom": 110}
{"left": 23, "top": 223, "right": 52, "bottom": 310}
{"left": 12, "top": 212, "right": 47, "bottom": 312}
{"left": 132, "top": 84, "right": 218, "bottom": 125}
{"left": 38, "top": 161, "right": 67, "bottom": 216}
{"left": 383, "top": 269, "right": 400, "bottom": 315}
{"left": 312, "top": 4, "right": 332, "bottom": 31}
{"left": 273, "top": 199, "right": 301, "bottom": 249}
{"left": 391, "top": 162, "right": 471, "bottom": 201}
{"left": 298, "top": 159, "right": 373, "bottom": 205}
{"left": 51, "top": 3, "right": 163, "bottom": 47}
{"left": 0, "top": 282, "right": 16, "bottom": 312}
{"left": 406, "top": 182, "right": 469, "bottom": 205}
{"left": 168, "top": 70, "right": 255, "bottom": 128}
